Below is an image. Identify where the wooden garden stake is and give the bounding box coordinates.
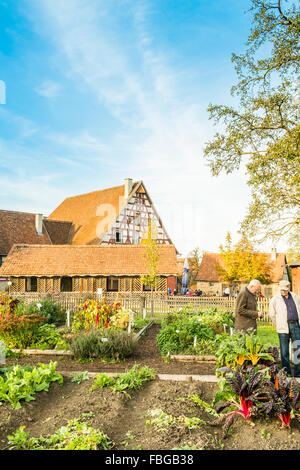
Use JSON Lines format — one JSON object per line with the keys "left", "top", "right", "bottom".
{"left": 66, "top": 310, "right": 70, "bottom": 328}
{"left": 128, "top": 310, "right": 134, "bottom": 334}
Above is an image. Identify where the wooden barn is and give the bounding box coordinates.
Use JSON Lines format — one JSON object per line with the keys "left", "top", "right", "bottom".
{"left": 0, "top": 244, "right": 178, "bottom": 295}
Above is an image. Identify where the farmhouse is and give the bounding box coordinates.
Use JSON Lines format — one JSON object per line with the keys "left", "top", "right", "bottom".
{"left": 0, "top": 210, "right": 72, "bottom": 291}
{"left": 0, "top": 244, "right": 178, "bottom": 294}
{"left": 196, "top": 249, "right": 290, "bottom": 297}
{"left": 0, "top": 210, "right": 72, "bottom": 267}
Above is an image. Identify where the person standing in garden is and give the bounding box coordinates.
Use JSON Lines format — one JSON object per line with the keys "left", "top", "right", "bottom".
{"left": 269, "top": 280, "right": 300, "bottom": 378}
{"left": 234, "top": 279, "right": 264, "bottom": 333}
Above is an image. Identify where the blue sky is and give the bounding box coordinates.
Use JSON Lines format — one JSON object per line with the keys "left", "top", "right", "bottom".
{"left": 0, "top": 0, "right": 281, "bottom": 256}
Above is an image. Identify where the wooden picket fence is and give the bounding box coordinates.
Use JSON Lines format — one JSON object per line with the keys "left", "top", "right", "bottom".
{"left": 13, "top": 292, "right": 272, "bottom": 323}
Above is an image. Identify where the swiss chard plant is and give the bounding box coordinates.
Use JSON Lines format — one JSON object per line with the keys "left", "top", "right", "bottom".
{"left": 252, "top": 368, "right": 300, "bottom": 428}
{"left": 211, "top": 366, "right": 265, "bottom": 438}
{"left": 215, "top": 331, "right": 275, "bottom": 373}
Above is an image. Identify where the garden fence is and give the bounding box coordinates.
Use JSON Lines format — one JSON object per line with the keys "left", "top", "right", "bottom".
{"left": 13, "top": 292, "right": 272, "bottom": 323}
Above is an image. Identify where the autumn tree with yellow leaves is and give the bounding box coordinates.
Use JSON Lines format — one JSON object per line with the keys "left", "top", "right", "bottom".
{"left": 216, "top": 233, "right": 271, "bottom": 286}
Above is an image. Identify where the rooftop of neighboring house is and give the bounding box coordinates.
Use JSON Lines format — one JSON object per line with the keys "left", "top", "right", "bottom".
{"left": 0, "top": 244, "right": 179, "bottom": 277}
{"left": 0, "top": 210, "right": 72, "bottom": 256}
{"left": 47, "top": 179, "right": 141, "bottom": 245}
{"left": 196, "top": 250, "right": 288, "bottom": 284}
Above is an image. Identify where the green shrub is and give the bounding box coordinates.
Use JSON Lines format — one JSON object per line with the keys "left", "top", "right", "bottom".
{"left": 70, "top": 328, "right": 138, "bottom": 360}
{"left": 156, "top": 319, "right": 214, "bottom": 355}
{"left": 30, "top": 324, "right": 69, "bottom": 350}
{"left": 24, "top": 299, "right": 66, "bottom": 325}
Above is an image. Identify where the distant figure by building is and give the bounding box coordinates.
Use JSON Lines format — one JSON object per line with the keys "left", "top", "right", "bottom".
{"left": 223, "top": 287, "right": 230, "bottom": 297}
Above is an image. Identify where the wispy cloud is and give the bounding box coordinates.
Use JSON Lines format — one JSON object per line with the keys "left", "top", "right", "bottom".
{"left": 35, "top": 80, "right": 62, "bottom": 98}
{"left": 19, "top": 0, "right": 253, "bottom": 254}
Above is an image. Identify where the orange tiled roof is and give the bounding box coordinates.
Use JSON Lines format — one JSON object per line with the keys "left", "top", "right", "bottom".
{"left": 0, "top": 244, "right": 178, "bottom": 277}
{"left": 0, "top": 210, "right": 71, "bottom": 255}
{"left": 196, "top": 252, "right": 287, "bottom": 283}
{"left": 47, "top": 182, "right": 140, "bottom": 245}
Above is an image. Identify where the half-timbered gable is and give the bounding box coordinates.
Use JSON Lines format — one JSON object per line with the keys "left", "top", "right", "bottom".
{"left": 100, "top": 181, "right": 172, "bottom": 246}
{"left": 47, "top": 179, "right": 173, "bottom": 247}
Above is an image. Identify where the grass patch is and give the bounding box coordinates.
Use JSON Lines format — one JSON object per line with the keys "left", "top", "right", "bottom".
{"left": 257, "top": 323, "right": 279, "bottom": 346}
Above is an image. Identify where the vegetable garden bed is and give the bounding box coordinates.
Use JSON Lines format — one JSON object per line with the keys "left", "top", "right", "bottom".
{"left": 9, "top": 321, "right": 154, "bottom": 357}
{"left": 1, "top": 371, "right": 300, "bottom": 451}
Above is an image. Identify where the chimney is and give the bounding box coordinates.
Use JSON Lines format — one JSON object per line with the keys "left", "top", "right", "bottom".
{"left": 35, "top": 214, "right": 43, "bottom": 236}
{"left": 271, "top": 247, "right": 277, "bottom": 261}
{"left": 124, "top": 178, "right": 133, "bottom": 199}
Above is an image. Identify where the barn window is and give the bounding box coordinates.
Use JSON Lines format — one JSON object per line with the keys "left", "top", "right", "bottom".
{"left": 26, "top": 277, "right": 37, "bottom": 292}
{"left": 61, "top": 277, "right": 73, "bottom": 292}
{"left": 142, "top": 281, "right": 152, "bottom": 292}
{"left": 107, "top": 277, "right": 119, "bottom": 292}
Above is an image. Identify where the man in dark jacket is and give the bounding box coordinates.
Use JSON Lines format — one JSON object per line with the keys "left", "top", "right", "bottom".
{"left": 234, "top": 279, "right": 264, "bottom": 333}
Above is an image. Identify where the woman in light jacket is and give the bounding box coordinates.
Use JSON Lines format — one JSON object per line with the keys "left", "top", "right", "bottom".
{"left": 269, "top": 280, "right": 300, "bottom": 377}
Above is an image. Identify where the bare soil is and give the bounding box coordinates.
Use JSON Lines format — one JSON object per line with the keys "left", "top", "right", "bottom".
{"left": 0, "top": 376, "right": 300, "bottom": 451}
{"left": 1, "top": 324, "right": 300, "bottom": 451}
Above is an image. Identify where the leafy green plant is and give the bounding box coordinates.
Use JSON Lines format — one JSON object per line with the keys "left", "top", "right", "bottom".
{"left": 29, "top": 324, "right": 69, "bottom": 350}
{"left": 132, "top": 318, "right": 151, "bottom": 331}
{"left": 70, "top": 371, "right": 90, "bottom": 384}
{"left": 91, "top": 364, "right": 156, "bottom": 397}
{"left": 145, "top": 409, "right": 178, "bottom": 431}
{"left": 145, "top": 409, "right": 205, "bottom": 432}
{"left": 211, "top": 366, "right": 267, "bottom": 438}
{"left": 252, "top": 368, "right": 300, "bottom": 428}
{"left": 189, "top": 395, "right": 219, "bottom": 418}
{"left": 7, "top": 419, "right": 112, "bottom": 450}
{"left": 0, "top": 361, "right": 63, "bottom": 409}
{"left": 215, "top": 331, "right": 274, "bottom": 372}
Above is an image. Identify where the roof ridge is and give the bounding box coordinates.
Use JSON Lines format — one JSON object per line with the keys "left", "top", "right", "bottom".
{"left": 0, "top": 209, "right": 43, "bottom": 216}
{"left": 10, "top": 243, "right": 175, "bottom": 248}
{"left": 44, "top": 218, "right": 72, "bottom": 225}
{"left": 59, "top": 181, "right": 141, "bottom": 202}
